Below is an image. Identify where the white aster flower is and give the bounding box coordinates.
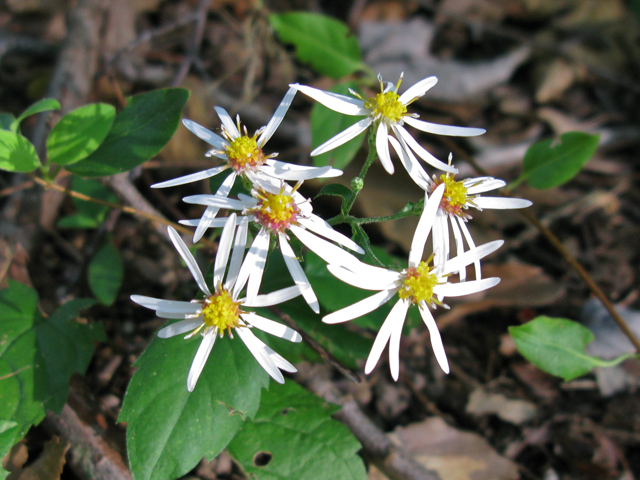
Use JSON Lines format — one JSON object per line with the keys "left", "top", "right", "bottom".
{"left": 291, "top": 74, "right": 485, "bottom": 182}
{"left": 322, "top": 184, "right": 503, "bottom": 380}
{"left": 181, "top": 181, "right": 364, "bottom": 314}
{"left": 152, "top": 86, "right": 342, "bottom": 242}
{"left": 131, "top": 216, "right": 303, "bottom": 392}
{"left": 428, "top": 156, "right": 533, "bottom": 281}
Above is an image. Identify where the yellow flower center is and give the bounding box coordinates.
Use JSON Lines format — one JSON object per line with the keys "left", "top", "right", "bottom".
{"left": 201, "top": 288, "right": 241, "bottom": 336}
{"left": 398, "top": 261, "right": 439, "bottom": 305}
{"left": 364, "top": 91, "right": 407, "bottom": 123}
{"left": 252, "top": 189, "right": 299, "bottom": 234}
{"left": 434, "top": 174, "right": 470, "bottom": 218}
{"left": 225, "top": 135, "right": 266, "bottom": 173}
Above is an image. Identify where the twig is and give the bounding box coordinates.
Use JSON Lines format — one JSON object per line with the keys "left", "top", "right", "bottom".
{"left": 441, "top": 137, "right": 640, "bottom": 353}
{"left": 0, "top": 180, "right": 34, "bottom": 198}
{"left": 171, "top": 0, "right": 210, "bottom": 87}
{"left": 32, "top": 176, "right": 216, "bottom": 249}
{"left": 296, "top": 364, "right": 441, "bottom": 480}
{"left": 268, "top": 306, "right": 362, "bottom": 383}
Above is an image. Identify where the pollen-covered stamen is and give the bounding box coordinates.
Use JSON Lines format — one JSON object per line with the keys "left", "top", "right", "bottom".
{"left": 201, "top": 287, "right": 242, "bottom": 337}
{"left": 250, "top": 187, "right": 300, "bottom": 234}
{"left": 398, "top": 260, "right": 440, "bottom": 306}
{"left": 365, "top": 90, "right": 406, "bottom": 123}
{"left": 223, "top": 134, "right": 268, "bottom": 173}
{"left": 433, "top": 174, "right": 475, "bottom": 218}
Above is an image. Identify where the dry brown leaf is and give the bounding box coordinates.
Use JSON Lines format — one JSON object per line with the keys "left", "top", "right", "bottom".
{"left": 392, "top": 417, "right": 519, "bottom": 480}
{"left": 11, "top": 436, "right": 69, "bottom": 480}
{"left": 0, "top": 240, "right": 32, "bottom": 289}
{"left": 535, "top": 59, "right": 580, "bottom": 103}
{"left": 2, "top": 442, "right": 28, "bottom": 474}
{"left": 466, "top": 388, "right": 537, "bottom": 425}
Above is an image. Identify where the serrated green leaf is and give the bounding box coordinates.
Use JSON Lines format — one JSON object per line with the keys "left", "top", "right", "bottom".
{"left": 311, "top": 82, "right": 366, "bottom": 170}
{"left": 0, "top": 130, "right": 40, "bottom": 172}
{"left": 228, "top": 381, "right": 367, "bottom": 480}
{"left": 0, "top": 113, "right": 15, "bottom": 131}
{"left": 66, "top": 88, "right": 189, "bottom": 176}
{"left": 10, "top": 98, "right": 60, "bottom": 132}
{"left": 517, "top": 132, "right": 599, "bottom": 189}
{"left": 88, "top": 240, "right": 124, "bottom": 305}
{"left": 0, "top": 282, "right": 101, "bottom": 461}
{"left": 119, "top": 330, "right": 269, "bottom": 480}
{"left": 57, "top": 176, "right": 118, "bottom": 229}
{"left": 509, "top": 316, "right": 635, "bottom": 381}
{"left": 46, "top": 103, "right": 116, "bottom": 166}
{"left": 269, "top": 13, "right": 365, "bottom": 79}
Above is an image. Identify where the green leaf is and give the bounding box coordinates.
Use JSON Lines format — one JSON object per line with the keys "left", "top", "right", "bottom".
{"left": 88, "top": 240, "right": 124, "bottom": 305}
{"left": 10, "top": 98, "right": 60, "bottom": 133}
{"left": 0, "top": 282, "right": 101, "bottom": 461}
{"left": 509, "top": 316, "right": 635, "bottom": 381}
{"left": 46, "top": 103, "right": 116, "bottom": 166}
{"left": 66, "top": 88, "right": 189, "bottom": 177}
{"left": 57, "top": 177, "right": 118, "bottom": 229}
{"left": 517, "top": 132, "right": 599, "bottom": 189}
{"left": 0, "top": 113, "right": 15, "bottom": 131}
{"left": 119, "top": 330, "right": 269, "bottom": 480}
{"left": 228, "top": 381, "right": 367, "bottom": 480}
{"left": 316, "top": 183, "right": 353, "bottom": 213}
{"left": 0, "top": 130, "right": 40, "bottom": 172}
{"left": 311, "top": 82, "right": 366, "bottom": 170}
{"left": 269, "top": 13, "right": 365, "bottom": 79}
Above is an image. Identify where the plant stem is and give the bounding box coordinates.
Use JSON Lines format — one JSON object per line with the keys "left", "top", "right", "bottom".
{"left": 32, "top": 176, "right": 217, "bottom": 249}
{"left": 441, "top": 137, "right": 640, "bottom": 353}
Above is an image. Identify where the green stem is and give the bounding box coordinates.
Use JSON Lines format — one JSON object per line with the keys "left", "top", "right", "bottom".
{"left": 341, "top": 126, "right": 378, "bottom": 215}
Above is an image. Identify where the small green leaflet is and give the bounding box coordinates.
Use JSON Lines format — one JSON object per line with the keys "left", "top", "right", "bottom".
{"left": 46, "top": 103, "right": 116, "bottom": 166}
{"left": 311, "top": 82, "right": 366, "bottom": 170}
{"left": 66, "top": 88, "right": 189, "bottom": 176}
{"left": 228, "top": 381, "right": 368, "bottom": 480}
{"left": 0, "top": 281, "right": 102, "bottom": 461}
{"left": 119, "top": 330, "right": 269, "bottom": 480}
{"left": 515, "top": 131, "right": 599, "bottom": 189}
{"left": 509, "top": 316, "right": 635, "bottom": 381}
{"left": 89, "top": 240, "right": 124, "bottom": 305}
{"left": 0, "top": 130, "right": 40, "bottom": 172}
{"left": 10, "top": 98, "right": 60, "bottom": 133}
{"left": 57, "top": 176, "right": 118, "bottom": 229}
{"left": 269, "top": 13, "right": 366, "bottom": 79}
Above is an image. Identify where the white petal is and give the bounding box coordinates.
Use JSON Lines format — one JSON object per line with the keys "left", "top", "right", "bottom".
{"left": 151, "top": 166, "right": 227, "bottom": 189}
{"left": 388, "top": 300, "right": 410, "bottom": 380}
{"left": 442, "top": 239, "right": 503, "bottom": 276}
{"left": 388, "top": 136, "right": 431, "bottom": 191}
{"left": 187, "top": 329, "right": 216, "bottom": 392}
{"left": 473, "top": 197, "right": 533, "bottom": 210}
{"left": 262, "top": 161, "right": 340, "bottom": 180}
{"left": 326, "top": 264, "right": 400, "bottom": 291}
{"left": 398, "top": 76, "right": 438, "bottom": 104}
{"left": 418, "top": 306, "right": 449, "bottom": 374}
{"left": 291, "top": 84, "right": 368, "bottom": 115}
{"left": 403, "top": 116, "right": 485, "bottom": 137}
{"left": 193, "top": 172, "right": 237, "bottom": 243}
{"left": 215, "top": 107, "right": 240, "bottom": 139}
{"left": 364, "top": 299, "right": 409, "bottom": 376}
{"left": 394, "top": 125, "right": 457, "bottom": 173}
{"left": 457, "top": 218, "right": 481, "bottom": 280}
{"left": 257, "top": 87, "right": 296, "bottom": 147}
{"left": 168, "top": 227, "right": 211, "bottom": 296}
{"left": 212, "top": 214, "right": 237, "bottom": 287}
{"left": 267, "top": 349, "right": 297, "bottom": 373}
{"left": 236, "top": 327, "right": 285, "bottom": 383}
{"left": 243, "top": 285, "right": 302, "bottom": 307}
{"left": 182, "top": 119, "right": 228, "bottom": 149}
{"left": 448, "top": 214, "right": 466, "bottom": 281}
{"left": 157, "top": 318, "right": 203, "bottom": 338}
{"left": 130, "top": 295, "right": 198, "bottom": 313}
{"left": 290, "top": 225, "right": 361, "bottom": 269}
{"left": 225, "top": 216, "right": 249, "bottom": 290}
{"left": 376, "top": 122, "right": 394, "bottom": 174}
{"left": 297, "top": 216, "right": 363, "bottom": 253}
{"left": 278, "top": 234, "right": 319, "bottom": 313}
{"left": 182, "top": 194, "right": 247, "bottom": 210}
{"left": 179, "top": 218, "right": 230, "bottom": 229}
{"left": 323, "top": 288, "right": 397, "bottom": 324}
{"left": 465, "top": 178, "right": 505, "bottom": 194}
{"left": 432, "top": 212, "right": 449, "bottom": 273}
{"left": 241, "top": 312, "right": 302, "bottom": 342}
{"left": 310, "top": 117, "right": 372, "bottom": 156}
{"left": 235, "top": 228, "right": 270, "bottom": 301}
{"left": 434, "top": 277, "right": 500, "bottom": 297}
{"left": 408, "top": 184, "right": 445, "bottom": 267}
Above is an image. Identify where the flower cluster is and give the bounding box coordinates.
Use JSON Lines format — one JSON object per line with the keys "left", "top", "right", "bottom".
{"left": 132, "top": 74, "right": 531, "bottom": 390}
